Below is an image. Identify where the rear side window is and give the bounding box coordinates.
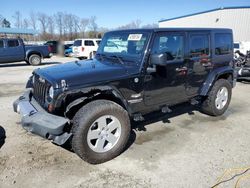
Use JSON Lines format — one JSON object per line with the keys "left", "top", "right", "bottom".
{"left": 215, "top": 33, "right": 233, "bottom": 55}
{"left": 7, "top": 40, "right": 19, "bottom": 47}
{"left": 84, "top": 40, "right": 95, "bottom": 46}
{"left": 73, "top": 40, "right": 82, "bottom": 46}
{"left": 190, "top": 34, "right": 209, "bottom": 57}
{"left": 0, "top": 40, "right": 4, "bottom": 48}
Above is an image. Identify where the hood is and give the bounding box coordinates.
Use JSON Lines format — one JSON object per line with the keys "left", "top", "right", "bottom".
{"left": 35, "top": 58, "right": 140, "bottom": 88}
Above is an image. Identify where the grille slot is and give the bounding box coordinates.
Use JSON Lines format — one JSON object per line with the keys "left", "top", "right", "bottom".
{"left": 33, "top": 75, "right": 49, "bottom": 107}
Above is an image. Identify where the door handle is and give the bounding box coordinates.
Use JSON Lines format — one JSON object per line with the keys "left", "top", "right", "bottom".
{"left": 176, "top": 66, "right": 188, "bottom": 72}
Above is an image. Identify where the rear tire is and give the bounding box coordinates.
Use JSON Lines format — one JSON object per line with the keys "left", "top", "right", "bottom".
{"left": 28, "top": 54, "right": 41, "bottom": 66}
{"left": 201, "top": 79, "right": 232, "bottom": 116}
{"left": 71, "top": 100, "right": 131, "bottom": 164}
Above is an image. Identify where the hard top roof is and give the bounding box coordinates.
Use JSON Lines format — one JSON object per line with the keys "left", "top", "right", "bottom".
{"left": 108, "top": 28, "right": 232, "bottom": 33}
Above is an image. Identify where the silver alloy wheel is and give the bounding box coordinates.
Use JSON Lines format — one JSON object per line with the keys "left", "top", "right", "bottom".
{"left": 32, "top": 56, "right": 40, "bottom": 64}
{"left": 87, "top": 115, "right": 122, "bottom": 153}
{"left": 215, "top": 87, "right": 228, "bottom": 110}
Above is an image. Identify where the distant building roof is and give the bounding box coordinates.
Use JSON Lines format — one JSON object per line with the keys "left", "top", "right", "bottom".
{"left": 0, "top": 27, "right": 38, "bottom": 35}
{"left": 159, "top": 6, "right": 250, "bottom": 23}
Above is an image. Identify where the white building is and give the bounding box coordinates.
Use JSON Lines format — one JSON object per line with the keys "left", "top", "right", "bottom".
{"left": 159, "top": 6, "right": 250, "bottom": 44}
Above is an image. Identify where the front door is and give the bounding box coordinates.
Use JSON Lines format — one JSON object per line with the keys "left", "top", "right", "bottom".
{"left": 186, "top": 33, "right": 212, "bottom": 96}
{"left": 144, "top": 32, "right": 188, "bottom": 106}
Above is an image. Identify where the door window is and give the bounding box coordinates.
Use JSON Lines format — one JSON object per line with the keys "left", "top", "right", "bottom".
{"left": 84, "top": 40, "right": 95, "bottom": 46}
{"left": 189, "top": 35, "right": 209, "bottom": 57}
{"left": 7, "top": 40, "right": 19, "bottom": 47}
{"left": 0, "top": 40, "right": 4, "bottom": 48}
{"left": 152, "top": 34, "right": 184, "bottom": 61}
{"left": 215, "top": 33, "right": 233, "bottom": 55}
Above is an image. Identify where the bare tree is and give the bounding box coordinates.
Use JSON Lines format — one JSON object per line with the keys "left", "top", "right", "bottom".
{"left": 37, "top": 12, "right": 48, "bottom": 34}
{"left": 89, "top": 16, "right": 98, "bottom": 37}
{"left": 141, "top": 23, "right": 158, "bottom": 28}
{"left": 23, "top": 18, "right": 29, "bottom": 29}
{"left": 54, "top": 12, "right": 64, "bottom": 39}
{"left": 117, "top": 19, "right": 142, "bottom": 29}
{"left": 12, "top": 11, "right": 22, "bottom": 28}
{"left": 72, "top": 15, "right": 80, "bottom": 39}
{"left": 0, "top": 15, "right": 11, "bottom": 28}
{"left": 0, "top": 15, "right": 3, "bottom": 24}
{"left": 80, "top": 18, "right": 89, "bottom": 38}
{"left": 29, "top": 11, "right": 37, "bottom": 30}
{"left": 47, "top": 16, "right": 55, "bottom": 35}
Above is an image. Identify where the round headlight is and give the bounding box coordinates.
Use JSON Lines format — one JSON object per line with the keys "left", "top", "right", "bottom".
{"left": 48, "top": 86, "right": 54, "bottom": 99}
{"left": 32, "top": 75, "right": 35, "bottom": 84}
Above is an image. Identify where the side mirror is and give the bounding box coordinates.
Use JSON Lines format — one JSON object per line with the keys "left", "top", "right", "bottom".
{"left": 150, "top": 53, "right": 167, "bottom": 66}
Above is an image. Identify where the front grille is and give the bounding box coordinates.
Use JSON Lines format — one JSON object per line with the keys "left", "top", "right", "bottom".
{"left": 33, "top": 75, "right": 50, "bottom": 107}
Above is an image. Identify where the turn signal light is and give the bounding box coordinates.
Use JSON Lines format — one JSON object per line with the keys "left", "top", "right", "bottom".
{"left": 48, "top": 104, "right": 54, "bottom": 112}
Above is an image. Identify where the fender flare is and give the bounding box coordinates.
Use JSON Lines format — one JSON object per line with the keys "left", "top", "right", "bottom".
{"left": 200, "top": 66, "right": 234, "bottom": 96}
{"left": 55, "top": 85, "right": 131, "bottom": 116}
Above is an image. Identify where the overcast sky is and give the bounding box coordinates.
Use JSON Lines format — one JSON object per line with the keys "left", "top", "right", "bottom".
{"left": 1, "top": 0, "right": 250, "bottom": 28}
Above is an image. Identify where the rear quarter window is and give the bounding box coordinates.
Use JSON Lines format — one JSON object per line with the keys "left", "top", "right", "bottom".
{"left": 7, "top": 40, "right": 19, "bottom": 47}
{"left": 73, "top": 40, "right": 82, "bottom": 46}
{"left": 215, "top": 33, "right": 233, "bottom": 55}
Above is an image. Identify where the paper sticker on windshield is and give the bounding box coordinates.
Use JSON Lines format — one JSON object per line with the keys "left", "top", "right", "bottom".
{"left": 128, "top": 34, "right": 142, "bottom": 41}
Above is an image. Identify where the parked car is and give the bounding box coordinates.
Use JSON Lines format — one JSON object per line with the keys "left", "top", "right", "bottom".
{"left": 44, "top": 40, "right": 60, "bottom": 54}
{"left": 14, "top": 28, "right": 236, "bottom": 164}
{"left": 0, "top": 38, "right": 52, "bottom": 65}
{"left": 72, "top": 38, "right": 101, "bottom": 59}
{"left": 64, "top": 44, "right": 73, "bottom": 57}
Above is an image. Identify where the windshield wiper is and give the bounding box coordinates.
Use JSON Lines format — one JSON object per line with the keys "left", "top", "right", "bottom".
{"left": 95, "top": 53, "right": 106, "bottom": 61}
{"left": 109, "top": 55, "right": 124, "bottom": 65}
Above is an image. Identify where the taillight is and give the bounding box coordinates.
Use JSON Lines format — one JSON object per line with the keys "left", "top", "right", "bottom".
{"left": 48, "top": 45, "right": 52, "bottom": 52}
{"left": 82, "top": 47, "right": 84, "bottom": 52}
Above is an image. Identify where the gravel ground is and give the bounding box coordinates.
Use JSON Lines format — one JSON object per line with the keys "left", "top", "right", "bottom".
{"left": 0, "top": 57, "right": 250, "bottom": 188}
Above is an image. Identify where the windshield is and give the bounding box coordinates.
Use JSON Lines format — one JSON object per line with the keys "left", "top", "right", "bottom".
{"left": 97, "top": 31, "right": 150, "bottom": 62}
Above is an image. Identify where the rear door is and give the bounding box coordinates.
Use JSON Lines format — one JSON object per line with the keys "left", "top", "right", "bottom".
{"left": 5, "top": 39, "right": 25, "bottom": 62}
{"left": 73, "top": 40, "right": 83, "bottom": 56}
{"left": 186, "top": 32, "right": 212, "bottom": 96}
{"left": 84, "top": 40, "right": 96, "bottom": 56}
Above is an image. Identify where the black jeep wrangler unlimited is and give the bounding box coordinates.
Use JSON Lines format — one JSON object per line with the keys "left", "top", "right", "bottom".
{"left": 14, "top": 28, "right": 236, "bottom": 164}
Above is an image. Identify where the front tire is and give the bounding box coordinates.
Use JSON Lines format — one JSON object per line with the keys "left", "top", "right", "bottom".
{"left": 71, "top": 100, "right": 131, "bottom": 164}
{"left": 201, "top": 79, "right": 232, "bottom": 116}
{"left": 29, "top": 54, "right": 41, "bottom": 66}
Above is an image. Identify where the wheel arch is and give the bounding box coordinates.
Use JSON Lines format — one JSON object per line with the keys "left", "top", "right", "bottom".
{"left": 200, "top": 67, "right": 234, "bottom": 96}
{"left": 26, "top": 51, "right": 42, "bottom": 60}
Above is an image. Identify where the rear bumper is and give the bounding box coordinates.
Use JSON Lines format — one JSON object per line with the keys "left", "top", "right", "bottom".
{"left": 13, "top": 89, "right": 71, "bottom": 145}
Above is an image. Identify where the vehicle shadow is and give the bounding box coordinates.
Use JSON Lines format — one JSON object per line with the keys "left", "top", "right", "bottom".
{"left": 237, "top": 79, "right": 250, "bottom": 84}
{"left": 0, "top": 61, "right": 62, "bottom": 68}
{"left": 123, "top": 102, "right": 197, "bottom": 152}
{"left": 0, "top": 126, "right": 6, "bottom": 149}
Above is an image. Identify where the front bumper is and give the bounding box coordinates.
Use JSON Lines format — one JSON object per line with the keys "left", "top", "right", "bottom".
{"left": 13, "top": 89, "right": 72, "bottom": 145}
